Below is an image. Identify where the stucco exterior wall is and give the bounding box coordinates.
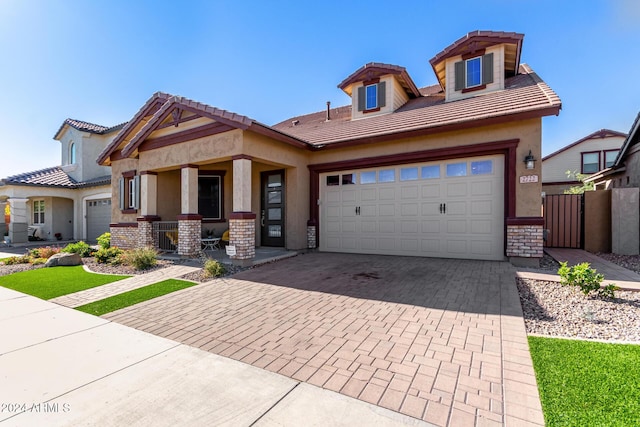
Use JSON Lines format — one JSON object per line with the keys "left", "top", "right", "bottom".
{"left": 58, "top": 127, "right": 114, "bottom": 183}
{"left": 350, "top": 75, "right": 403, "bottom": 121}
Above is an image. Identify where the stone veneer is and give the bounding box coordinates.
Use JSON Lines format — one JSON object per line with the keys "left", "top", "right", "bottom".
{"left": 110, "top": 224, "right": 138, "bottom": 249}
{"left": 137, "top": 219, "right": 155, "bottom": 248}
{"left": 506, "top": 224, "right": 543, "bottom": 258}
{"left": 229, "top": 213, "right": 256, "bottom": 263}
{"left": 177, "top": 216, "right": 202, "bottom": 256}
{"left": 307, "top": 223, "right": 317, "bottom": 249}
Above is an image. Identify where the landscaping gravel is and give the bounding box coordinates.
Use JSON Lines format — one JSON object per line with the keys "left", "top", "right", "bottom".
{"left": 517, "top": 277, "right": 640, "bottom": 343}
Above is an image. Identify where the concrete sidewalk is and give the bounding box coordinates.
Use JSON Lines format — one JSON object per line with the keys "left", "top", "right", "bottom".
{"left": 517, "top": 248, "right": 640, "bottom": 291}
{"left": 0, "top": 286, "right": 430, "bottom": 426}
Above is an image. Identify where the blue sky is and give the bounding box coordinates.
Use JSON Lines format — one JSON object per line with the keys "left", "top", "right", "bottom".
{"left": 0, "top": 0, "right": 638, "bottom": 177}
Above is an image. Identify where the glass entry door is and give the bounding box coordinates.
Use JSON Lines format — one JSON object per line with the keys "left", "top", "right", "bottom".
{"left": 261, "top": 170, "right": 285, "bottom": 247}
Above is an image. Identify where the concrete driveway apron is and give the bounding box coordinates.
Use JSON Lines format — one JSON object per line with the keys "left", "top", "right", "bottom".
{"left": 104, "top": 253, "right": 543, "bottom": 426}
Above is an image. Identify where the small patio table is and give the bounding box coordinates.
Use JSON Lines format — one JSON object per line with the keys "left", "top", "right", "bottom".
{"left": 201, "top": 238, "right": 221, "bottom": 251}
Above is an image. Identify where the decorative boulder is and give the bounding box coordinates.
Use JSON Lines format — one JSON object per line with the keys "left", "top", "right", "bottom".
{"left": 45, "top": 252, "right": 82, "bottom": 267}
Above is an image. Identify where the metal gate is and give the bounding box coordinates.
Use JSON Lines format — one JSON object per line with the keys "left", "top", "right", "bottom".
{"left": 152, "top": 221, "right": 179, "bottom": 252}
{"left": 543, "top": 194, "right": 584, "bottom": 248}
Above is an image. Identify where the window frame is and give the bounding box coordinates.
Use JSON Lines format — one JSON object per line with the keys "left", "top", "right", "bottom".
{"left": 465, "top": 57, "right": 482, "bottom": 88}
{"left": 581, "top": 151, "right": 601, "bottom": 174}
{"left": 119, "top": 170, "right": 139, "bottom": 214}
{"left": 365, "top": 84, "right": 378, "bottom": 110}
{"left": 69, "top": 142, "right": 76, "bottom": 164}
{"left": 33, "top": 199, "right": 45, "bottom": 225}
{"left": 604, "top": 149, "right": 619, "bottom": 169}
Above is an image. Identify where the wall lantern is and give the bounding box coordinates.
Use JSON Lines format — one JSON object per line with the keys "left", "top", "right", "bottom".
{"left": 524, "top": 150, "right": 536, "bottom": 170}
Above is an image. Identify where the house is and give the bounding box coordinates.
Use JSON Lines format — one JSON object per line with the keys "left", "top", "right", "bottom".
{"left": 97, "top": 30, "right": 561, "bottom": 266}
{"left": 0, "top": 119, "right": 123, "bottom": 244}
{"left": 586, "top": 113, "right": 640, "bottom": 255}
{"left": 542, "top": 129, "right": 626, "bottom": 195}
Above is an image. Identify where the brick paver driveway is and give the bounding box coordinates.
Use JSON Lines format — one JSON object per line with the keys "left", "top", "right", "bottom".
{"left": 104, "top": 253, "right": 543, "bottom": 426}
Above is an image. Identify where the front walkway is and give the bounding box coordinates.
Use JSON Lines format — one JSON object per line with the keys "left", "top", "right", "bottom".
{"left": 103, "top": 253, "right": 543, "bottom": 426}
{"left": 518, "top": 248, "right": 640, "bottom": 291}
{"left": 50, "top": 264, "right": 200, "bottom": 308}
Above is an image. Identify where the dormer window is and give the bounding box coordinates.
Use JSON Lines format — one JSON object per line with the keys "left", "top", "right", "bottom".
{"left": 69, "top": 142, "right": 76, "bottom": 164}
{"left": 454, "top": 53, "right": 494, "bottom": 93}
{"left": 357, "top": 81, "right": 386, "bottom": 113}
{"left": 366, "top": 84, "right": 378, "bottom": 110}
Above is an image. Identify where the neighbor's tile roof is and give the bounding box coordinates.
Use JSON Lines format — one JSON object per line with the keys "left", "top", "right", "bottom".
{"left": 0, "top": 167, "right": 109, "bottom": 189}
{"left": 54, "top": 118, "right": 126, "bottom": 140}
{"left": 273, "top": 64, "right": 561, "bottom": 146}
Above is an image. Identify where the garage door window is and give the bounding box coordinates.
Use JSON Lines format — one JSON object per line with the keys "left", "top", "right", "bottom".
{"left": 471, "top": 160, "right": 493, "bottom": 175}
{"left": 361, "top": 171, "right": 376, "bottom": 184}
{"left": 400, "top": 167, "right": 418, "bottom": 181}
{"left": 326, "top": 175, "right": 340, "bottom": 186}
{"left": 379, "top": 169, "right": 395, "bottom": 182}
{"left": 421, "top": 165, "right": 440, "bottom": 179}
{"left": 342, "top": 174, "right": 355, "bottom": 185}
{"left": 446, "top": 163, "right": 467, "bottom": 177}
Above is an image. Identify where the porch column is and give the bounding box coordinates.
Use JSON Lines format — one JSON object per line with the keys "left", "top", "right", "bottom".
{"left": 230, "top": 156, "right": 255, "bottom": 265}
{"left": 0, "top": 200, "right": 6, "bottom": 240}
{"left": 178, "top": 165, "right": 201, "bottom": 256}
{"left": 7, "top": 198, "right": 29, "bottom": 244}
{"left": 138, "top": 171, "right": 159, "bottom": 248}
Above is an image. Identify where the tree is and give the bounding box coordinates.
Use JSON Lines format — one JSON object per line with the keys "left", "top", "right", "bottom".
{"left": 564, "top": 170, "right": 594, "bottom": 194}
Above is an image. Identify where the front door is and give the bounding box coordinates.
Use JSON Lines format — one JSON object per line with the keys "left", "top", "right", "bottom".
{"left": 261, "top": 170, "right": 285, "bottom": 247}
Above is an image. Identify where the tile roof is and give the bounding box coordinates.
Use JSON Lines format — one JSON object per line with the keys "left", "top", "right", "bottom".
{"left": 272, "top": 64, "right": 561, "bottom": 146}
{"left": 0, "top": 167, "right": 109, "bottom": 189}
{"left": 54, "top": 118, "right": 126, "bottom": 140}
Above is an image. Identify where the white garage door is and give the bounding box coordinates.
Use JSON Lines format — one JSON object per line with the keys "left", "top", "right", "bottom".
{"left": 320, "top": 155, "right": 504, "bottom": 260}
{"left": 87, "top": 199, "right": 111, "bottom": 241}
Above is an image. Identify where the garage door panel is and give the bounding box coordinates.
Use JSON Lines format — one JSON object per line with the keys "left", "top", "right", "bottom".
{"left": 421, "top": 184, "right": 440, "bottom": 198}
{"left": 401, "top": 203, "right": 419, "bottom": 216}
{"left": 401, "top": 186, "right": 419, "bottom": 199}
{"left": 446, "top": 201, "right": 467, "bottom": 215}
{"left": 326, "top": 190, "right": 341, "bottom": 203}
{"left": 320, "top": 155, "right": 503, "bottom": 260}
{"left": 86, "top": 199, "right": 111, "bottom": 241}
{"left": 446, "top": 182, "right": 467, "bottom": 197}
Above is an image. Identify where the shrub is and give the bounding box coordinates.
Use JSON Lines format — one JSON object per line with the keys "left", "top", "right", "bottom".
{"left": 30, "top": 257, "right": 47, "bottom": 265}
{"left": 118, "top": 247, "right": 158, "bottom": 270}
{"left": 97, "top": 232, "right": 111, "bottom": 249}
{"left": 29, "top": 246, "right": 60, "bottom": 259}
{"left": 62, "top": 241, "right": 94, "bottom": 258}
{"left": 94, "top": 247, "right": 124, "bottom": 264}
{"left": 558, "top": 262, "right": 618, "bottom": 298}
{"left": 203, "top": 259, "right": 226, "bottom": 278}
{"left": 3, "top": 255, "right": 31, "bottom": 265}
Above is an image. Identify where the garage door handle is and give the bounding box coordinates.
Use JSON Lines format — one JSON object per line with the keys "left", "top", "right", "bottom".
{"left": 439, "top": 203, "right": 443, "bottom": 214}
{"left": 443, "top": 203, "right": 446, "bottom": 214}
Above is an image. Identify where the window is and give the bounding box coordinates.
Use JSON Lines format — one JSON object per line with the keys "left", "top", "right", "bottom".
{"left": 365, "top": 85, "right": 377, "bottom": 110}
{"left": 471, "top": 160, "right": 493, "bottom": 175}
{"left": 400, "top": 167, "right": 418, "bottom": 181}
{"left": 118, "top": 172, "right": 139, "bottom": 212}
{"left": 357, "top": 81, "right": 386, "bottom": 112}
{"left": 466, "top": 57, "right": 481, "bottom": 88}
{"left": 198, "top": 176, "right": 222, "bottom": 220}
{"left": 342, "top": 174, "right": 355, "bottom": 185}
{"left": 605, "top": 150, "right": 619, "bottom": 168}
{"left": 326, "top": 175, "right": 339, "bottom": 186}
{"left": 69, "top": 143, "right": 76, "bottom": 164}
{"left": 379, "top": 169, "right": 395, "bottom": 182}
{"left": 446, "top": 163, "right": 467, "bottom": 177}
{"left": 33, "top": 200, "right": 44, "bottom": 224}
{"left": 454, "top": 53, "right": 494, "bottom": 92}
{"left": 360, "top": 171, "right": 376, "bottom": 184}
{"left": 581, "top": 152, "right": 600, "bottom": 174}
{"left": 421, "top": 165, "right": 440, "bottom": 179}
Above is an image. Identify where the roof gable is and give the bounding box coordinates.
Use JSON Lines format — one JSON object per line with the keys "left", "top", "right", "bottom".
{"left": 53, "top": 118, "right": 125, "bottom": 141}
{"left": 338, "top": 63, "right": 421, "bottom": 98}
{"left": 542, "top": 129, "right": 627, "bottom": 161}
{"left": 429, "top": 30, "right": 524, "bottom": 90}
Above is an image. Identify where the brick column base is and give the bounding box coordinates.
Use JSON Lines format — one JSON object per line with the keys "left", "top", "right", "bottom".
{"left": 177, "top": 214, "right": 202, "bottom": 257}
{"left": 506, "top": 219, "right": 543, "bottom": 267}
{"left": 229, "top": 212, "right": 256, "bottom": 266}
{"left": 110, "top": 224, "right": 138, "bottom": 249}
{"left": 307, "top": 220, "right": 317, "bottom": 249}
{"left": 137, "top": 216, "right": 159, "bottom": 248}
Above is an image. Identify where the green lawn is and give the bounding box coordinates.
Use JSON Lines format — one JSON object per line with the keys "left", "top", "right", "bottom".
{"left": 76, "top": 279, "right": 197, "bottom": 316}
{"left": 0, "top": 266, "right": 130, "bottom": 300}
{"left": 529, "top": 336, "right": 640, "bottom": 427}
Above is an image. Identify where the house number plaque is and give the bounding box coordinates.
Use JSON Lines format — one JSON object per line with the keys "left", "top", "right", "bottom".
{"left": 519, "top": 175, "right": 539, "bottom": 184}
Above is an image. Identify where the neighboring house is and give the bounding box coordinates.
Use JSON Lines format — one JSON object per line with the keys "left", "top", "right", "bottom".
{"left": 542, "top": 129, "right": 626, "bottom": 195}
{"left": 98, "top": 30, "right": 561, "bottom": 265}
{"left": 0, "top": 119, "right": 123, "bottom": 244}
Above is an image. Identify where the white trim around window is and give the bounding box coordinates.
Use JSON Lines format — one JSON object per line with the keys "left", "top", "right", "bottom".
{"left": 33, "top": 199, "right": 45, "bottom": 225}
